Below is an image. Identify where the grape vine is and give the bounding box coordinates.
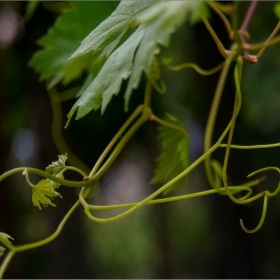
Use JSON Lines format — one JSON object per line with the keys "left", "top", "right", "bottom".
{"left": 1, "top": 1, "right": 280, "bottom": 278}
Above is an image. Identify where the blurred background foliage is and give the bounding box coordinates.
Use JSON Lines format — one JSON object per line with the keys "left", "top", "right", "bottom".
{"left": 0, "top": 1, "right": 280, "bottom": 278}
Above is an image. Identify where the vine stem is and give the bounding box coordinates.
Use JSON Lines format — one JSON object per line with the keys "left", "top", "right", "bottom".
{"left": 204, "top": 51, "right": 235, "bottom": 188}
{"left": 257, "top": 21, "right": 280, "bottom": 59}
{"left": 0, "top": 167, "right": 91, "bottom": 188}
{"left": 0, "top": 251, "right": 15, "bottom": 279}
{"left": 220, "top": 142, "right": 280, "bottom": 149}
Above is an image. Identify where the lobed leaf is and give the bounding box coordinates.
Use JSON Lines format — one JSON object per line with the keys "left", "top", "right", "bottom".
{"left": 67, "top": 1, "right": 207, "bottom": 122}
{"left": 124, "top": 1, "right": 205, "bottom": 109}
{"left": 151, "top": 113, "right": 190, "bottom": 195}
{"left": 69, "top": 0, "right": 157, "bottom": 59}
{"left": 32, "top": 179, "right": 63, "bottom": 210}
{"left": 67, "top": 27, "right": 145, "bottom": 120}
{"left": 29, "top": 2, "right": 115, "bottom": 88}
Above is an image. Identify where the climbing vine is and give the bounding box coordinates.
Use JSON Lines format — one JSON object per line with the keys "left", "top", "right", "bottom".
{"left": 1, "top": 1, "right": 280, "bottom": 277}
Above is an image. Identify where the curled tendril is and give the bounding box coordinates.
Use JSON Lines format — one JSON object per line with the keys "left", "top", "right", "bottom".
{"left": 239, "top": 167, "right": 280, "bottom": 233}
{"left": 240, "top": 195, "right": 268, "bottom": 234}
{"left": 148, "top": 78, "right": 166, "bottom": 94}
{"left": 162, "top": 57, "right": 225, "bottom": 76}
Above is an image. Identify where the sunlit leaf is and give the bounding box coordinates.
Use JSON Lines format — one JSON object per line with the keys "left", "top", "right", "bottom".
{"left": 151, "top": 113, "right": 190, "bottom": 195}
{"left": 32, "top": 179, "right": 63, "bottom": 210}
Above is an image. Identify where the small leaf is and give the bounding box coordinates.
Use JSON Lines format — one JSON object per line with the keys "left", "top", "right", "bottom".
{"left": 0, "top": 233, "right": 14, "bottom": 245}
{"left": 32, "top": 179, "right": 63, "bottom": 210}
{"left": 151, "top": 113, "right": 190, "bottom": 195}
{"left": 45, "top": 153, "right": 67, "bottom": 175}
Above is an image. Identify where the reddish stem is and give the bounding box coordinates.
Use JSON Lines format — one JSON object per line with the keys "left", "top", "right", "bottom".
{"left": 240, "top": 1, "right": 258, "bottom": 33}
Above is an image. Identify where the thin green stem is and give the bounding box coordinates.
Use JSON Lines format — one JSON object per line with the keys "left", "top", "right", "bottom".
{"left": 220, "top": 143, "right": 280, "bottom": 149}
{"left": 222, "top": 58, "right": 246, "bottom": 203}
{"left": 23, "top": 168, "right": 91, "bottom": 188}
{"left": 257, "top": 21, "right": 280, "bottom": 59}
{"left": 88, "top": 105, "right": 145, "bottom": 178}
{"left": 249, "top": 35, "right": 280, "bottom": 51}
{"left": 81, "top": 185, "right": 253, "bottom": 212}
{"left": 204, "top": 52, "right": 235, "bottom": 188}
{"left": 0, "top": 168, "right": 25, "bottom": 183}
{"left": 202, "top": 16, "right": 227, "bottom": 58}
{"left": 207, "top": 1, "right": 233, "bottom": 39}
{"left": 0, "top": 251, "right": 15, "bottom": 279}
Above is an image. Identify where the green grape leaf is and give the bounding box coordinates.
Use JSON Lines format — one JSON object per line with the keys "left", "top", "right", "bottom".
{"left": 45, "top": 153, "right": 67, "bottom": 175}
{"left": 67, "top": 27, "right": 145, "bottom": 120}
{"left": 69, "top": 0, "right": 157, "bottom": 59}
{"left": 32, "top": 179, "right": 63, "bottom": 210}
{"left": 29, "top": 1, "right": 115, "bottom": 88}
{"left": 124, "top": 1, "right": 205, "bottom": 109}
{"left": 67, "top": 1, "right": 206, "bottom": 122}
{"left": 274, "top": 2, "right": 280, "bottom": 19}
{"left": 151, "top": 113, "right": 190, "bottom": 195}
